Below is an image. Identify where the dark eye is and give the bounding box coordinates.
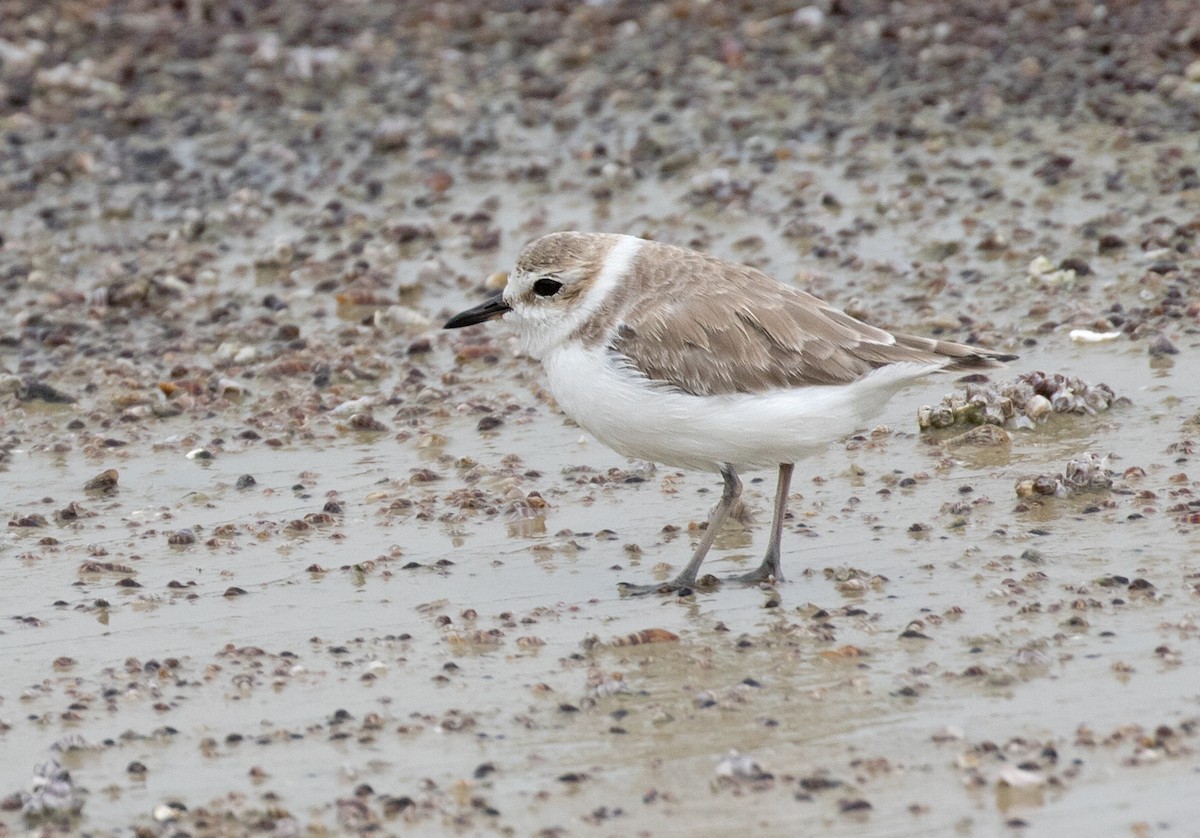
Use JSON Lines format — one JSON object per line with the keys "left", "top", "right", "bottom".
{"left": 533, "top": 278, "right": 563, "bottom": 297}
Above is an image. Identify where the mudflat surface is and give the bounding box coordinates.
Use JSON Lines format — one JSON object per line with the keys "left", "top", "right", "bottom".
{"left": 2, "top": 2, "right": 1199, "bottom": 836}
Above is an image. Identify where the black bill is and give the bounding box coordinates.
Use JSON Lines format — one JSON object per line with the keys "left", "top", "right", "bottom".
{"left": 443, "top": 295, "right": 511, "bottom": 329}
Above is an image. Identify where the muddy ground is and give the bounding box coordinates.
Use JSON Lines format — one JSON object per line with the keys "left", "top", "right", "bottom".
{"left": 2, "top": 1, "right": 1200, "bottom": 836}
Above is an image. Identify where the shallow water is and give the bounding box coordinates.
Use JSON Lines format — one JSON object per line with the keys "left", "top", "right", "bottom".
{"left": 4, "top": 316, "right": 1198, "bottom": 835}
{"left": 4, "top": 4, "right": 1200, "bottom": 833}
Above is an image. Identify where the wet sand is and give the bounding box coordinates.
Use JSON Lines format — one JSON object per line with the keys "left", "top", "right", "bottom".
{"left": 2, "top": 1, "right": 1200, "bottom": 835}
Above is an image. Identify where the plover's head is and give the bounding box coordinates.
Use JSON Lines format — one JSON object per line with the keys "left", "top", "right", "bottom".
{"left": 445, "top": 231, "right": 637, "bottom": 358}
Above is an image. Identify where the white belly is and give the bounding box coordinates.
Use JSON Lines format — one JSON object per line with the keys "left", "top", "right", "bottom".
{"left": 542, "top": 343, "right": 938, "bottom": 473}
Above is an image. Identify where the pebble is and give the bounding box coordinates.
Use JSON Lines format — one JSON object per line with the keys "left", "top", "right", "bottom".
{"left": 83, "top": 469, "right": 119, "bottom": 492}
{"left": 1148, "top": 334, "right": 1178, "bottom": 356}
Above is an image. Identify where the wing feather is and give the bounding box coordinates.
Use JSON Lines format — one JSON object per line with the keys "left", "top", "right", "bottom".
{"left": 609, "top": 244, "right": 1009, "bottom": 396}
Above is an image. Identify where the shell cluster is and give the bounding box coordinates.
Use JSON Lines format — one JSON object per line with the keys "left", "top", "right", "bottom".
{"left": 1015, "top": 452, "right": 1114, "bottom": 498}
{"left": 919, "top": 371, "right": 1123, "bottom": 432}
{"left": 21, "top": 759, "right": 82, "bottom": 820}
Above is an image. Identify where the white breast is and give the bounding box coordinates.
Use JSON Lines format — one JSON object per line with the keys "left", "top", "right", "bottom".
{"left": 543, "top": 342, "right": 939, "bottom": 473}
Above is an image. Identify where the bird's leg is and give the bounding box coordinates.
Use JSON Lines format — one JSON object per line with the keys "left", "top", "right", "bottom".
{"left": 670, "top": 464, "right": 742, "bottom": 587}
{"left": 618, "top": 464, "right": 741, "bottom": 596}
{"left": 730, "top": 462, "right": 793, "bottom": 585}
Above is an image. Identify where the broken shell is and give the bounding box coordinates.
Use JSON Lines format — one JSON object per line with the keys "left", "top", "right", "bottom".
{"left": 996, "top": 765, "right": 1044, "bottom": 789}
{"left": 374, "top": 304, "right": 432, "bottom": 330}
{"left": 606, "top": 628, "right": 680, "bottom": 646}
{"left": 1069, "top": 329, "right": 1121, "bottom": 344}
{"left": 716, "top": 750, "right": 771, "bottom": 781}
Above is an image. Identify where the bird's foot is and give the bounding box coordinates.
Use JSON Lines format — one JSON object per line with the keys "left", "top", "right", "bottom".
{"left": 617, "top": 574, "right": 720, "bottom": 597}
{"left": 726, "top": 563, "right": 784, "bottom": 586}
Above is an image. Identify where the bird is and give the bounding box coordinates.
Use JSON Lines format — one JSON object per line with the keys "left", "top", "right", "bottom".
{"left": 444, "top": 232, "right": 1015, "bottom": 595}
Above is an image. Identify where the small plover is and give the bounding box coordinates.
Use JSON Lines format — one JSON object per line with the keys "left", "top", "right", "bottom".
{"left": 445, "top": 232, "right": 1014, "bottom": 595}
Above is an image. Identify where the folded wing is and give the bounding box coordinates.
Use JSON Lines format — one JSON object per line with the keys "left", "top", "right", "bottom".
{"left": 610, "top": 247, "right": 1011, "bottom": 397}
